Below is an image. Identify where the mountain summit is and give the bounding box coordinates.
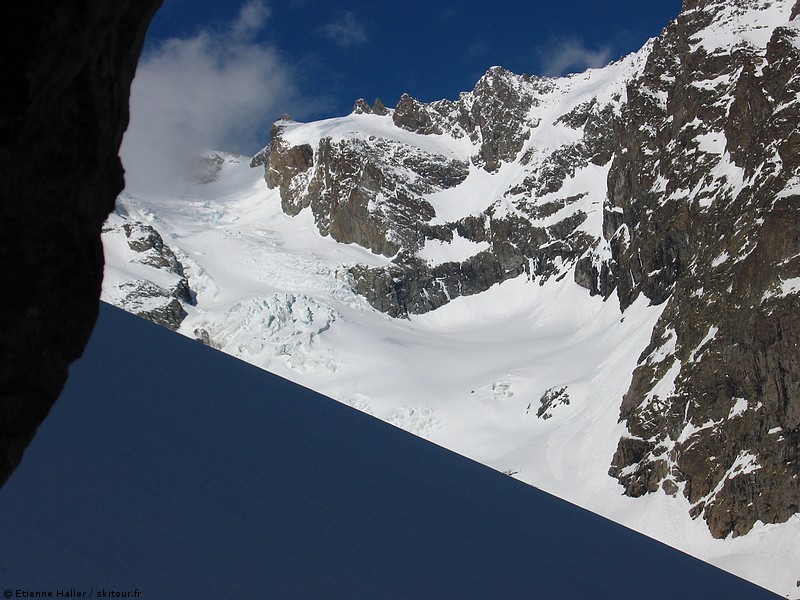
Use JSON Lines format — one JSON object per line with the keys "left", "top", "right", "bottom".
{"left": 103, "top": 0, "right": 800, "bottom": 595}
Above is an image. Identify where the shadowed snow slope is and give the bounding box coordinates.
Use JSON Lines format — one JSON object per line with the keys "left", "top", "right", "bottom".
{"left": 0, "top": 304, "right": 776, "bottom": 599}
{"left": 103, "top": 153, "right": 800, "bottom": 596}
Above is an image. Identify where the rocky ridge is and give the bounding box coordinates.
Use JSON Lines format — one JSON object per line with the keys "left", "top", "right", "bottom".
{"left": 102, "top": 215, "right": 195, "bottom": 331}
{"left": 255, "top": 59, "right": 634, "bottom": 316}
{"left": 605, "top": 0, "right": 800, "bottom": 539}
{"left": 251, "top": 0, "right": 800, "bottom": 538}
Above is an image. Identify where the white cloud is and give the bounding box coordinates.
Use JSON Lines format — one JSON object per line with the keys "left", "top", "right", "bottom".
{"left": 321, "top": 12, "right": 368, "bottom": 48}
{"left": 467, "top": 40, "right": 490, "bottom": 60}
{"left": 231, "top": 0, "right": 271, "bottom": 40}
{"left": 121, "top": 0, "right": 300, "bottom": 195}
{"left": 537, "top": 38, "right": 614, "bottom": 77}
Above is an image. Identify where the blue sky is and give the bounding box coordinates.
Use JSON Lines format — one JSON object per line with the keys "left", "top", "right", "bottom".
{"left": 121, "top": 0, "right": 681, "bottom": 191}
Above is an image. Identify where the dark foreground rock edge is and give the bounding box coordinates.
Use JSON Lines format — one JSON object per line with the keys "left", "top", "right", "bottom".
{"left": 0, "top": 2, "right": 163, "bottom": 486}
{"left": 0, "top": 302, "right": 779, "bottom": 599}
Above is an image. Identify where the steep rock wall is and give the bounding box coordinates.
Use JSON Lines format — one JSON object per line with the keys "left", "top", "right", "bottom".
{"left": 607, "top": 0, "right": 800, "bottom": 538}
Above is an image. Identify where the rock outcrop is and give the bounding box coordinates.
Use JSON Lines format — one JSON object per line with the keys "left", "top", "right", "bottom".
{"left": 0, "top": 2, "right": 162, "bottom": 486}
{"left": 102, "top": 218, "right": 195, "bottom": 331}
{"left": 264, "top": 117, "right": 470, "bottom": 258}
{"left": 259, "top": 65, "right": 623, "bottom": 317}
{"left": 605, "top": 0, "right": 800, "bottom": 539}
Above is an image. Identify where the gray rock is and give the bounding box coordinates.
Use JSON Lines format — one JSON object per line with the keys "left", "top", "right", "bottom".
{"left": 607, "top": 2, "right": 800, "bottom": 538}
{"left": 372, "top": 98, "right": 389, "bottom": 116}
{"left": 537, "top": 386, "right": 571, "bottom": 420}
{"left": 110, "top": 218, "right": 195, "bottom": 329}
{"left": 353, "top": 98, "right": 373, "bottom": 114}
{"left": 392, "top": 93, "right": 443, "bottom": 135}
{"left": 265, "top": 125, "right": 468, "bottom": 258}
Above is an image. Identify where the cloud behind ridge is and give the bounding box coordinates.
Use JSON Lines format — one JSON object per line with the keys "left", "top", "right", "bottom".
{"left": 121, "top": 1, "right": 298, "bottom": 195}
{"left": 537, "top": 38, "right": 614, "bottom": 76}
{"left": 321, "top": 12, "right": 368, "bottom": 48}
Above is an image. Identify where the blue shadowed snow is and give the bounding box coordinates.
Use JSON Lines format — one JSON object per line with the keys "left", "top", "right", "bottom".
{"left": 0, "top": 303, "right": 777, "bottom": 598}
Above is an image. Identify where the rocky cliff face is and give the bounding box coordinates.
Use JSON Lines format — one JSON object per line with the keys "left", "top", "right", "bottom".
{"left": 257, "top": 62, "right": 630, "bottom": 317}
{"left": 0, "top": 2, "right": 162, "bottom": 486}
{"left": 102, "top": 216, "right": 195, "bottom": 331}
{"left": 255, "top": 0, "right": 800, "bottom": 538}
{"left": 606, "top": 0, "right": 800, "bottom": 539}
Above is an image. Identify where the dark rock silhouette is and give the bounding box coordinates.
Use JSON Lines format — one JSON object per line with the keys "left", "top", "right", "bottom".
{"left": 0, "top": 2, "right": 162, "bottom": 486}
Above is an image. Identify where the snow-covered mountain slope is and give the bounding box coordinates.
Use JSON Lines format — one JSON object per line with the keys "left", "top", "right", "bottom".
{"left": 105, "top": 153, "right": 798, "bottom": 598}
{"left": 103, "top": 0, "right": 800, "bottom": 596}
{"left": 0, "top": 303, "right": 777, "bottom": 599}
